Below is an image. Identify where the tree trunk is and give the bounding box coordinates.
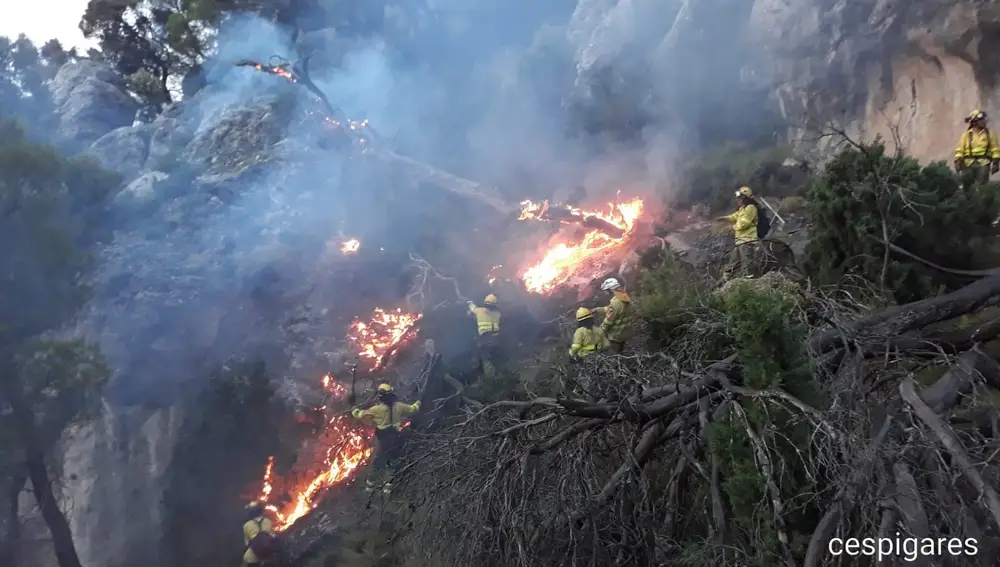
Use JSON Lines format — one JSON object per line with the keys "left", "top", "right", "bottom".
{"left": 1, "top": 378, "right": 83, "bottom": 567}
{"left": 0, "top": 469, "right": 25, "bottom": 567}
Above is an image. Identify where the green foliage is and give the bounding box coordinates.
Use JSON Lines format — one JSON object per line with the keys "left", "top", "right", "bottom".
{"left": 703, "top": 277, "right": 821, "bottom": 565}
{"left": 15, "top": 340, "right": 109, "bottom": 442}
{"left": 802, "top": 142, "right": 1000, "bottom": 303}
{"left": 464, "top": 369, "right": 519, "bottom": 403}
{"left": 0, "top": 34, "right": 60, "bottom": 127}
{"left": 635, "top": 252, "right": 704, "bottom": 346}
{"left": 673, "top": 142, "right": 811, "bottom": 213}
{"left": 0, "top": 118, "right": 119, "bottom": 339}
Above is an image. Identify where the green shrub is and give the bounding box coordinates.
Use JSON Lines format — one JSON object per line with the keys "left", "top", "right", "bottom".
{"left": 802, "top": 142, "right": 1000, "bottom": 303}
{"left": 706, "top": 274, "right": 822, "bottom": 565}
{"left": 635, "top": 252, "right": 704, "bottom": 346}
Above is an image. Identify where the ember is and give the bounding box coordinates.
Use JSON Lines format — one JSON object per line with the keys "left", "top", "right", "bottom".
{"left": 519, "top": 198, "right": 644, "bottom": 293}
{"left": 340, "top": 238, "right": 360, "bottom": 254}
{"left": 347, "top": 308, "right": 422, "bottom": 368}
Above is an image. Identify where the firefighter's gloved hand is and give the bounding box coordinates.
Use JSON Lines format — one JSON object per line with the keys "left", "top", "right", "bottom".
{"left": 991, "top": 160, "right": 999, "bottom": 174}
{"left": 954, "top": 159, "right": 965, "bottom": 171}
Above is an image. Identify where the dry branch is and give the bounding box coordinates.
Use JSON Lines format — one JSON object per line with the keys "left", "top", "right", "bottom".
{"left": 810, "top": 274, "right": 1000, "bottom": 355}
{"left": 900, "top": 376, "right": 1000, "bottom": 531}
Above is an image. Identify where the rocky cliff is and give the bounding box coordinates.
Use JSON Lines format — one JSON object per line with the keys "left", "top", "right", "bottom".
{"left": 749, "top": 0, "right": 1000, "bottom": 162}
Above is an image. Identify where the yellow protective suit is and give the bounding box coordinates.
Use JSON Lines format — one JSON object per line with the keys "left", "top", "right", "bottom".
{"left": 352, "top": 400, "right": 421, "bottom": 430}
{"left": 593, "top": 290, "right": 635, "bottom": 344}
{"left": 468, "top": 304, "right": 501, "bottom": 335}
{"left": 569, "top": 326, "right": 609, "bottom": 359}
{"left": 723, "top": 204, "right": 758, "bottom": 244}
{"left": 955, "top": 127, "right": 1000, "bottom": 167}
{"left": 242, "top": 516, "right": 273, "bottom": 565}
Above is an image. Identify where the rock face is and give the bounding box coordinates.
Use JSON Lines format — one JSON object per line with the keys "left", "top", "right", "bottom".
{"left": 746, "top": 0, "right": 1000, "bottom": 162}
{"left": 87, "top": 125, "right": 152, "bottom": 181}
{"left": 50, "top": 60, "right": 139, "bottom": 148}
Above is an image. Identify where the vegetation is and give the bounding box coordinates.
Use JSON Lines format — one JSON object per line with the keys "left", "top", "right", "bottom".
{"left": 803, "top": 141, "right": 1000, "bottom": 303}
{"left": 163, "top": 358, "right": 293, "bottom": 567}
{"left": 672, "top": 141, "right": 812, "bottom": 213}
{"left": 0, "top": 118, "right": 117, "bottom": 567}
{"left": 337, "top": 140, "right": 1000, "bottom": 567}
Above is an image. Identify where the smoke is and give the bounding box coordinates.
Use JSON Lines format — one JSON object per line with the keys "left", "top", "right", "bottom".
{"left": 54, "top": 0, "right": 782, "bottom": 404}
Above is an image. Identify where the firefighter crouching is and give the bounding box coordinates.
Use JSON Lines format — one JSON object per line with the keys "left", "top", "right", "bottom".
{"left": 954, "top": 109, "right": 1000, "bottom": 185}
{"left": 592, "top": 277, "right": 635, "bottom": 353}
{"left": 351, "top": 383, "right": 421, "bottom": 493}
{"left": 569, "top": 307, "right": 609, "bottom": 360}
{"left": 467, "top": 294, "right": 501, "bottom": 379}
{"left": 242, "top": 501, "right": 280, "bottom": 566}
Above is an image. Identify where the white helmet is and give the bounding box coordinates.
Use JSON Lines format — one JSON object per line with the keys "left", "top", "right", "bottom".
{"left": 600, "top": 277, "right": 621, "bottom": 291}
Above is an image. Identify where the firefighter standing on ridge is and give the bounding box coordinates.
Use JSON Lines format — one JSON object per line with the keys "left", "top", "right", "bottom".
{"left": 717, "top": 186, "right": 760, "bottom": 281}
{"left": 351, "top": 383, "right": 421, "bottom": 494}
{"left": 569, "top": 307, "right": 609, "bottom": 360}
{"left": 592, "top": 277, "right": 635, "bottom": 354}
{"left": 954, "top": 109, "right": 1000, "bottom": 185}
{"left": 467, "top": 294, "right": 501, "bottom": 379}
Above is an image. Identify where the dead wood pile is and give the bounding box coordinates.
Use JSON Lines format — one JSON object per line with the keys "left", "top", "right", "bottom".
{"left": 386, "top": 273, "right": 1000, "bottom": 567}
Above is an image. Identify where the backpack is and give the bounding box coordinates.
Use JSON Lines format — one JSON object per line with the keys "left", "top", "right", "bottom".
{"left": 753, "top": 202, "right": 771, "bottom": 239}
{"left": 248, "top": 519, "right": 282, "bottom": 559}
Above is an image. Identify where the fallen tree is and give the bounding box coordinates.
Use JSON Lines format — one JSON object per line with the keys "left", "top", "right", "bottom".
{"left": 376, "top": 270, "right": 1000, "bottom": 567}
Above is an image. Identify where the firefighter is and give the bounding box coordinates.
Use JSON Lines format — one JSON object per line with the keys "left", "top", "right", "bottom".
{"left": 954, "top": 109, "right": 1000, "bottom": 185}
{"left": 592, "top": 277, "right": 635, "bottom": 353}
{"left": 569, "top": 307, "right": 609, "bottom": 360}
{"left": 467, "top": 294, "right": 501, "bottom": 378}
{"left": 351, "top": 383, "right": 421, "bottom": 493}
{"left": 717, "top": 186, "right": 760, "bottom": 281}
{"left": 242, "top": 501, "right": 275, "bottom": 566}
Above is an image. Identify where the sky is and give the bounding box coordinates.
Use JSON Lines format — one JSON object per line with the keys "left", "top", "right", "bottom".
{"left": 0, "top": 0, "right": 96, "bottom": 49}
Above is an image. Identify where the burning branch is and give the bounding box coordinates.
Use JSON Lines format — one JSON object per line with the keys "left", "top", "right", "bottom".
{"left": 347, "top": 307, "right": 423, "bottom": 369}
{"left": 518, "top": 197, "right": 644, "bottom": 293}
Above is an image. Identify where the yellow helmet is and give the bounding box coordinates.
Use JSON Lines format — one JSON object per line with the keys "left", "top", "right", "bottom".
{"left": 735, "top": 186, "right": 753, "bottom": 198}
{"left": 575, "top": 307, "right": 593, "bottom": 321}
{"left": 967, "top": 109, "right": 987, "bottom": 123}
{"left": 377, "top": 383, "right": 393, "bottom": 393}
{"left": 484, "top": 294, "right": 497, "bottom": 305}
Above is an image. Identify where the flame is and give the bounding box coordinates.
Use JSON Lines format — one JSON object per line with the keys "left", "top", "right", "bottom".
{"left": 257, "top": 376, "right": 374, "bottom": 531}
{"left": 242, "top": 61, "right": 372, "bottom": 150}
{"left": 255, "top": 306, "right": 422, "bottom": 530}
{"left": 348, "top": 308, "right": 423, "bottom": 368}
{"left": 250, "top": 63, "right": 297, "bottom": 83}
{"left": 519, "top": 198, "right": 644, "bottom": 293}
{"left": 340, "top": 238, "right": 360, "bottom": 253}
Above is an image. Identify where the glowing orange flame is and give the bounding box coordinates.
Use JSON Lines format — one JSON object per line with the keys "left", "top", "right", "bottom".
{"left": 250, "top": 63, "right": 297, "bottom": 83}
{"left": 347, "top": 308, "right": 422, "bottom": 368}
{"left": 255, "top": 308, "right": 422, "bottom": 531}
{"left": 257, "top": 375, "right": 373, "bottom": 531}
{"left": 520, "top": 198, "right": 644, "bottom": 293}
{"left": 340, "top": 238, "right": 360, "bottom": 254}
